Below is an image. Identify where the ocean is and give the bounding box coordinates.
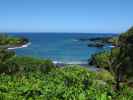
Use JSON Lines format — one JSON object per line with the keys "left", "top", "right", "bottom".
{"left": 9, "top": 33, "right": 117, "bottom": 64}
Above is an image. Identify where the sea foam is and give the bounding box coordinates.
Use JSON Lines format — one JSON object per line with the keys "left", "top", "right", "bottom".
{"left": 8, "top": 42, "right": 31, "bottom": 50}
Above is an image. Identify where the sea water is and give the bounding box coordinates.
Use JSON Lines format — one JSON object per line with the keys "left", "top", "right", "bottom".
{"left": 9, "top": 33, "right": 117, "bottom": 64}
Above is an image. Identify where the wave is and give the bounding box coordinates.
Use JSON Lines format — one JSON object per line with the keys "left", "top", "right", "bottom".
{"left": 103, "top": 45, "right": 116, "bottom": 49}
{"left": 53, "top": 60, "right": 99, "bottom": 71}
{"left": 8, "top": 42, "right": 31, "bottom": 50}
{"left": 53, "top": 60, "right": 88, "bottom": 65}
{"left": 72, "top": 39, "right": 79, "bottom": 42}
{"left": 108, "top": 45, "right": 115, "bottom": 48}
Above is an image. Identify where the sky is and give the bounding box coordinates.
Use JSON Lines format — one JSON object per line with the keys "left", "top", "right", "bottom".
{"left": 0, "top": 0, "right": 133, "bottom": 33}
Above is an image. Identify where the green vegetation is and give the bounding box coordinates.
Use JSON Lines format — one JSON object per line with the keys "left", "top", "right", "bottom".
{"left": 90, "top": 27, "right": 133, "bottom": 91}
{"left": 0, "top": 28, "right": 133, "bottom": 99}
{"left": 90, "top": 51, "right": 111, "bottom": 69}
{"left": 0, "top": 33, "right": 28, "bottom": 47}
{"left": 85, "top": 36, "right": 119, "bottom": 47}
{"left": 0, "top": 55, "right": 132, "bottom": 99}
{"left": 108, "top": 37, "right": 119, "bottom": 46}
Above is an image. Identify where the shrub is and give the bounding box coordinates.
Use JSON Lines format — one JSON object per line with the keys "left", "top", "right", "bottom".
{"left": 11, "top": 56, "right": 55, "bottom": 73}
{"left": 89, "top": 51, "right": 110, "bottom": 69}
{"left": 96, "top": 70, "right": 114, "bottom": 82}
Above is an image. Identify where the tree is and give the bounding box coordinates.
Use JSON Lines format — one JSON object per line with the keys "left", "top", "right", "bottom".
{"left": 0, "top": 48, "right": 17, "bottom": 74}
{"left": 0, "top": 48, "right": 15, "bottom": 64}
{"left": 109, "top": 27, "right": 133, "bottom": 90}
{"left": 90, "top": 27, "right": 133, "bottom": 91}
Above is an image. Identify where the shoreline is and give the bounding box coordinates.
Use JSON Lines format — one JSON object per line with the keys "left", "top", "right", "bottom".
{"left": 53, "top": 60, "right": 88, "bottom": 67}
{"left": 6, "top": 41, "right": 98, "bottom": 71}
{"left": 7, "top": 42, "right": 91, "bottom": 66}
{"left": 8, "top": 42, "right": 31, "bottom": 50}
{"left": 7, "top": 43, "right": 99, "bottom": 71}
{"left": 53, "top": 61, "right": 99, "bottom": 71}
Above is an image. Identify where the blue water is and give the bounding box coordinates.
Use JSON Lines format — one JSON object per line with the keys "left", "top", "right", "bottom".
{"left": 9, "top": 33, "right": 117, "bottom": 64}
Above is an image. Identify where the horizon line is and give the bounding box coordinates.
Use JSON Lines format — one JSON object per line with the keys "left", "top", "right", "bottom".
{"left": 1, "top": 32, "right": 120, "bottom": 34}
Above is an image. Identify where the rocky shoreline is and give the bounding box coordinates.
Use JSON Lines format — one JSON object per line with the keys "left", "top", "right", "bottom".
{"left": 0, "top": 36, "right": 30, "bottom": 49}
{"left": 79, "top": 36, "right": 118, "bottom": 48}
{"left": 8, "top": 42, "right": 31, "bottom": 50}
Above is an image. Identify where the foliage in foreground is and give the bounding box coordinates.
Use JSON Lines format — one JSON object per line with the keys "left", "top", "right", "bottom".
{"left": 0, "top": 65, "right": 132, "bottom": 100}
{"left": 0, "top": 55, "right": 132, "bottom": 100}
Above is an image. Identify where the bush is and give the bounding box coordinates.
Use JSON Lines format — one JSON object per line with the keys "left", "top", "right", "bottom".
{"left": 0, "top": 66, "right": 111, "bottom": 100}
{"left": 89, "top": 51, "right": 110, "bottom": 69}
{"left": 0, "top": 64, "right": 132, "bottom": 99}
{"left": 96, "top": 70, "right": 114, "bottom": 82}
{"left": 11, "top": 56, "right": 55, "bottom": 73}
